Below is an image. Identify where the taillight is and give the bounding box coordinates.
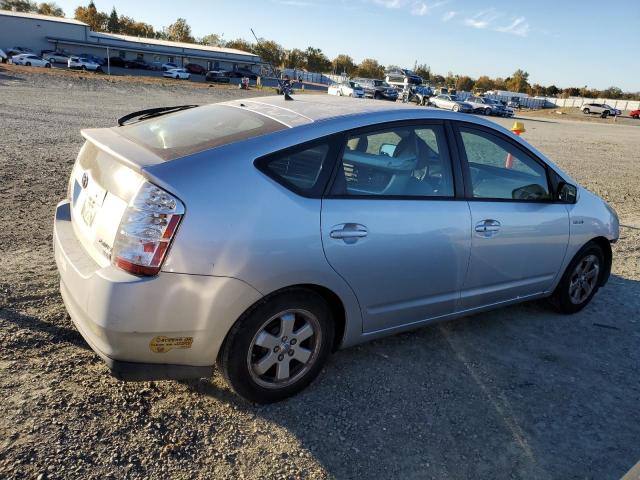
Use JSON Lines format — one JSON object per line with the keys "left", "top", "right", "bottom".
{"left": 112, "top": 181, "right": 184, "bottom": 276}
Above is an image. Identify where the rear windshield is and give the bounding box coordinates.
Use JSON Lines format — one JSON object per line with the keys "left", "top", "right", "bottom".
{"left": 119, "top": 104, "right": 287, "bottom": 160}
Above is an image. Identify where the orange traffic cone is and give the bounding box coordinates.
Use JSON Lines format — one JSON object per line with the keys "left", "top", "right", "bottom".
{"left": 505, "top": 121, "right": 525, "bottom": 169}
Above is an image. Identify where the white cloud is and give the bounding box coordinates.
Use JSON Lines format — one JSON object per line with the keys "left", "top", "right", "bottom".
{"left": 496, "top": 16, "right": 530, "bottom": 36}
{"left": 463, "top": 9, "right": 530, "bottom": 36}
{"left": 372, "top": 0, "right": 448, "bottom": 16}
{"left": 441, "top": 10, "right": 456, "bottom": 21}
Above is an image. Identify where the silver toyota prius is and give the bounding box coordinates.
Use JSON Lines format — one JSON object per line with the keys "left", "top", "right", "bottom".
{"left": 53, "top": 95, "right": 619, "bottom": 403}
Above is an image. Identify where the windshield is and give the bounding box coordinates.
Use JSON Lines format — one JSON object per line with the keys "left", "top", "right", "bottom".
{"left": 119, "top": 104, "right": 287, "bottom": 160}
{"left": 349, "top": 81, "right": 362, "bottom": 88}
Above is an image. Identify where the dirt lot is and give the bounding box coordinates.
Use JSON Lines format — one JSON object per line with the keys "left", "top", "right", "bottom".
{"left": 1, "top": 67, "right": 639, "bottom": 480}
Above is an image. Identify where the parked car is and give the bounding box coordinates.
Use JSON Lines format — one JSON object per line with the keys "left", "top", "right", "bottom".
{"left": 0, "top": 48, "right": 7, "bottom": 63}
{"left": 78, "top": 54, "right": 106, "bottom": 65}
{"left": 225, "top": 68, "right": 258, "bottom": 80}
{"left": 53, "top": 96, "right": 619, "bottom": 403}
{"left": 161, "top": 62, "right": 178, "bottom": 71}
{"left": 10, "top": 54, "right": 51, "bottom": 68}
{"left": 162, "top": 68, "right": 190, "bottom": 80}
{"left": 68, "top": 56, "right": 102, "bottom": 71}
{"left": 507, "top": 97, "right": 522, "bottom": 109}
{"left": 354, "top": 78, "right": 398, "bottom": 101}
{"left": 465, "top": 96, "right": 513, "bottom": 116}
{"left": 580, "top": 103, "right": 621, "bottom": 117}
{"left": 184, "top": 63, "right": 206, "bottom": 75}
{"left": 629, "top": 108, "right": 640, "bottom": 119}
{"left": 6, "top": 46, "right": 33, "bottom": 57}
{"left": 107, "top": 56, "right": 127, "bottom": 67}
{"left": 124, "top": 59, "right": 151, "bottom": 70}
{"left": 385, "top": 68, "right": 423, "bottom": 87}
{"left": 430, "top": 94, "right": 473, "bottom": 112}
{"left": 205, "top": 70, "right": 231, "bottom": 83}
{"left": 403, "top": 85, "right": 433, "bottom": 105}
{"left": 328, "top": 80, "right": 365, "bottom": 98}
{"left": 43, "top": 51, "right": 70, "bottom": 64}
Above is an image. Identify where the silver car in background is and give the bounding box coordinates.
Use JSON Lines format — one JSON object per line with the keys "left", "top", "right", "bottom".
{"left": 53, "top": 95, "right": 618, "bottom": 403}
{"left": 430, "top": 94, "right": 473, "bottom": 112}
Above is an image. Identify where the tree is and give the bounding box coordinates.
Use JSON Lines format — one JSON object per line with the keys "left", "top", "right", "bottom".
{"left": 37, "top": 2, "right": 63, "bottom": 16}
{"left": 117, "top": 16, "right": 154, "bottom": 37}
{"left": 546, "top": 85, "right": 560, "bottom": 97}
{"left": 455, "top": 75, "right": 474, "bottom": 92}
{"left": 602, "top": 86, "right": 623, "bottom": 99}
{"left": 414, "top": 63, "right": 430, "bottom": 81}
{"left": 304, "top": 47, "right": 330, "bottom": 73}
{"left": 254, "top": 39, "right": 286, "bottom": 67}
{"left": 493, "top": 77, "right": 507, "bottom": 90}
{"left": 225, "top": 38, "right": 254, "bottom": 53}
{"left": 106, "top": 7, "right": 119, "bottom": 33}
{"left": 199, "top": 33, "right": 225, "bottom": 47}
{"left": 74, "top": 1, "right": 107, "bottom": 31}
{"left": 474, "top": 75, "right": 494, "bottom": 92}
{"left": 356, "top": 58, "right": 384, "bottom": 79}
{"left": 430, "top": 74, "right": 445, "bottom": 86}
{"left": 332, "top": 54, "right": 355, "bottom": 75}
{"left": 164, "top": 18, "right": 194, "bottom": 43}
{"left": 0, "top": 0, "right": 36, "bottom": 12}
{"left": 284, "top": 48, "right": 305, "bottom": 69}
{"left": 505, "top": 69, "right": 530, "bottom": 93}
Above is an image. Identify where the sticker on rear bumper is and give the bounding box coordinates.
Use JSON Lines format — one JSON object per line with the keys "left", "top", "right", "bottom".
{"left": 149, "top": 336, "right": 193, "bottom": 353}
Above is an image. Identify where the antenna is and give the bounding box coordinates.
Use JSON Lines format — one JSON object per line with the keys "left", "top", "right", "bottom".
{"left": 250, "top": 28, "right": 293, "bottom": 100}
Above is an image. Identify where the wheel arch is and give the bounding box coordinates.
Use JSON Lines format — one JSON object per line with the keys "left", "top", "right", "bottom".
{"left": 218, "top": 283, "right": 348, "bottom": 362}
{"left": 590, "top": 236, "right": 612, "bottom": 286}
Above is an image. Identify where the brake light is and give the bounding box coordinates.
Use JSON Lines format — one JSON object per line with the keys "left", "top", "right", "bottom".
{"left": 112, "top": 181, "right": 184, "bottom": 276}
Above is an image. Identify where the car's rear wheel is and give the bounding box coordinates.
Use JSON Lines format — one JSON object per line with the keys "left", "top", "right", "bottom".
{"left": 25, "top": 62, "right": 31, "bottom": 66}
{"left": 583, "top": 108, "right": 590, "bottom": 114}
{"left": 45, "top": 63, "right": 51, "bottom": 68}
{"left": 218, "top": 289, "right": 334, "bottom": 403}
{"left": 550, "top": 242, "right": 604, "bottom": 314}
{"left": 81, "top": 65, "right": 87, "bottom": 71}
{"left": 484, "top": 107, "right": 491, "bottom": 115}
{"left": 601, "top": 110, "right": 609, "bottom": 118}
{"left": 453, "top": 104, "right": 460, "bottom": 112}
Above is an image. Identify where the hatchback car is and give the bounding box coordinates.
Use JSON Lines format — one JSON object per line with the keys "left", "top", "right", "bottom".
{"left": 68, "top": 56, "right": 102, "bottom": 71}
{"left": 53, "top": 96, "right": 618, "bottom": 403}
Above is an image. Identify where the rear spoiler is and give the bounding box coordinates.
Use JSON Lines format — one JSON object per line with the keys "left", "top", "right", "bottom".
{"left": 81, "top": 128, "right": 164, "bottom": 169}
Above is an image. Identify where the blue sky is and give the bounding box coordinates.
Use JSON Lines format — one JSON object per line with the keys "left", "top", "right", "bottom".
{"left": 53, "top": 0, "right": 639, "bottom": 90}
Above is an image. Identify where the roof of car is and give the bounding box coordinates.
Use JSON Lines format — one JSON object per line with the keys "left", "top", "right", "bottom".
{"left": 222, "top": 95, "right": 425, "bottom": 128}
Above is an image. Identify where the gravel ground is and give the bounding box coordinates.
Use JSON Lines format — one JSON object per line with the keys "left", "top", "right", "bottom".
{"left": 1, "top": 67, "right": 639, "bottom": 480}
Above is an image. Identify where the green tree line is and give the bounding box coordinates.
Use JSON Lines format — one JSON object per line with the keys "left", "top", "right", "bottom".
{"left": 2, "top": 0, "right": 637, "bottom": 99}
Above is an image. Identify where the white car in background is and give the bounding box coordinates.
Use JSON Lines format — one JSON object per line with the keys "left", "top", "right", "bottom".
{"left": 163, "top": 68, "right": 191, "bottom": 80}
{"left": 68, "top": 56, "right": 102, "bottom": 71}
{"left": 328, "top": 80, "right": 365, "bottom": 98}
{"left": 161, "top": 62, "right": 179, "bottom": 71}
{"left": 44, "top": 52, "right": 71, "bottom": 64}
{"left": 10, "top": 54, "right": 51, "bottom": 68}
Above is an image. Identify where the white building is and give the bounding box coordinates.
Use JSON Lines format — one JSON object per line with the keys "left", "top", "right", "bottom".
{"left": 0, "top": 9, "right": 261, "bottom": 72}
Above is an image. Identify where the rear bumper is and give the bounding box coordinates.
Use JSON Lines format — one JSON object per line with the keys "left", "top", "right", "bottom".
{"left": 53, "top": 200, "right": 262, "bottom": 380}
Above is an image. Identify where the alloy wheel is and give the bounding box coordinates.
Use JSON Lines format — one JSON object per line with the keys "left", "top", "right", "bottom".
{"left": 247, "top": 309, "right": 322, "bottom": 389}
{"left": 568, "top": 254, "right": 600, "bottom": 304}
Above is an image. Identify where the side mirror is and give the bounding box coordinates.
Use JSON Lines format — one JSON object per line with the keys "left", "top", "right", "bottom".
{"left": 379, "top": 143, "right": 396, "bottom": 157}
{"left": 558, "top": 182, "right": 577, "bottom": 204}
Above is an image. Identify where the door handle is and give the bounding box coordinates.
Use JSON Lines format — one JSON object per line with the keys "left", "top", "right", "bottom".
{"left": 474, "top": 219, "right": 501, "bottom": 236}
{"left": 330, "top": 223, "right": 368, "bottom": 243}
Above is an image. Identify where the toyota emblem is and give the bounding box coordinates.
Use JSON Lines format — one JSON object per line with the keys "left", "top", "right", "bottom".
{"left": 81, "top": 172, "right": 88, "bottom": 189}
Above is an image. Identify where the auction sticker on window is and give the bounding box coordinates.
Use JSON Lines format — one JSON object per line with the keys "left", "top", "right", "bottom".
{"left": 149, "top": 336, "right": 193, "bottom": 353}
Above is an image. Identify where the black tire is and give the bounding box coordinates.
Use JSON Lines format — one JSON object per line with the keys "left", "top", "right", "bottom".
{"left": 601, "top": 110, "right": 609, "bottom": 118}
{"left": 484, "top": 107, "right": 491, "bottom": 115}
{"left": 218, "top": 289, "right": 334, "bottom": 403}
{"left": 550, "top": 241, "right": 605, "bottom": 314}
{"left": 81, "top": 65, "right": 87, "bottom": 71}
{"left": 374, "top": 92, "right": 381, "bottom": 100}
{"left": 583, "top": 108, "right": 590, "bottom": 114}
{"left": 26, "top": 62, "right": 31, "bottom": 66}
{"left": 45, "top": 63, "right": 51, "bottom": 68}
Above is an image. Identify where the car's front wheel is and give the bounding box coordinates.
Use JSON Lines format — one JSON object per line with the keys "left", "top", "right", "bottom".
{"left": 550, "top": 241, "right": 604, "bottom": 314}
{"left": 484, "top": 107, "right": 491, "bottom": 115}
{"left": 583, "top": 108, "right": 590, "bottom": 114}
{"left": 453, "top": 104, "right": 460, "bottom": 112}
{"left": 218, "top": 289, "right": 334, "bottom": 403}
